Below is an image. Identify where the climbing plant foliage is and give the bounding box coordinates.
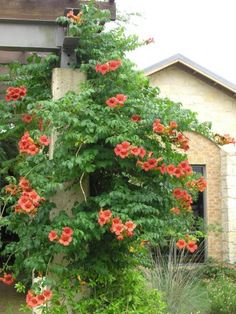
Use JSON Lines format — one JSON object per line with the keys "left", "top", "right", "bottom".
{"left": 0, "top": 2, "right": 213, "bottom": 313}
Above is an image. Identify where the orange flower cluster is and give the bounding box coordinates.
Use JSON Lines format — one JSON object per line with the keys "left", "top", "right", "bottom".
{"left": 153, "top": 119, "right": 177, "bottom": 134}
{"left": 26, "top": 289, "right": 52, "bottom": 308}
{"left": 5, "top": 86, "right": 27, "bottom": 102}
{"left": 114, "top": 141, "right": 146, "bottom": 159}
{"left": 114, "top": 141, "right": 164, "bottom": 172}
{"left": 96, "top": 60, "right": 122, "bottom": 75}
{"left": 114, "top": 141, "right": 167, "bottom": 172}
{"left": 170, "top": 207, "right": 181, "bottom": 215}
{"left": 115, "top": 141, "right": 194, "bottom": 175}
{"left": 18, "top": 132, "right": 50, "bottom": 155}
{"left": 160, "top": 160, "right": 192, "bottom": 178}
{"left": 153, "top": 119, "right": 166, "bottom": 133}
{"left": 39, "top": 135, "right": 50, "bottom": 146}
{"left": 137, "top": 157, "right": 163, "bottom": 171}
{"left": 175, "top": 132, "right": 189, "bottom": 151}
{"left": 98, "top": 209, "right": 112, "bottom": 226}
{"left": 17, "top": 178, "right": 44, "bottom": 215}
{"left": 21, "top": 113, "right": 46, "bottom": 132}
{"left": 173, "top": 132, "right": 190, "bottom": 151}
{"left": 5, "top": 184, "right": 18, "bottom": 196}
{"left": 67, "top": 10, "right": 83, "bottom": 24}
{"left": 22, "top": 114, "right": 33, "bottom": 123}
{"left": 176, "top": 237, "right": 198, "bottom": 253}
{"left": 98, "top": 209, "right": 136, "bottom": 240}
{"left": 214, "top": 133, "right": 236, "bottom": 145}
{"left": 18, "top": 132, "right": 39, "bottom": 155}
{"left": 48, "top": 227, "right": 74, "bottom": 246}
{"left": 173, "top": 188, "right": 193, "bottom": 211}
{"left": 153, "top": 119, "right": 189, "bottom": 151}
{"left": 105, "top": 94, "right": 127, "bottom": 108}
{"left": 131, "top": 115, "right": 141, "bottom": 122}
{"left": 0, "top": 273, "right": 14, "bottom": 285}
{"left": 5, "top": 177, "right": 44, "bottom": 215}
{"left": 186, "top": 176, "right": 207, "bottom": 192}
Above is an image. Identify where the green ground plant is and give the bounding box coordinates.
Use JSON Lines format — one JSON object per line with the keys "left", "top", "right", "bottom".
{"left": 206, "top": 274, "right": 236, "bottom": 314}
{"left": 200, "top": 260, "right": 236, "bottom": 314}
{"left": 42, "top": 269, "right": 166, "bottom": 314}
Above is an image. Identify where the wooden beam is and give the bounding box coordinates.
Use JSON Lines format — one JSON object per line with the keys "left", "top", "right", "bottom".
{"left": 0, "top": 51, "right": 38, "bottom": 64}
{"left": 0, "top": 1, "right": 116, "bottom": 20}
{"left": 0, "top": 20, "right": 64, "bottom": 52}
{"left": 0, "top": 64, "right": 8, "bottom": 98}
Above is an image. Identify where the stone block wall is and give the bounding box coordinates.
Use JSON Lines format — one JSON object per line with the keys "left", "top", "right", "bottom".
{"left": 148, "top": 65, "right": 236, "bottom": 137}
{"left": 221, "top": 145, "right": 236, "bottom": 263}
{"left": 185, "top": 132, "right": 223, "bottom": 260}
{"left": 148, "top": 66, "right": 236, "bottom": 262}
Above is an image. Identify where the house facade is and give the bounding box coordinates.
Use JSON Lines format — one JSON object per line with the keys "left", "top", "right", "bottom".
{"left": 145, "top": 54, "right": 236, "bottom": 263}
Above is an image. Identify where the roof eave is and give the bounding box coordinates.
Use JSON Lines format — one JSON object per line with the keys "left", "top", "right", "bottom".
{"left": 144, "top": 54, "right": 236, "bottom": 96}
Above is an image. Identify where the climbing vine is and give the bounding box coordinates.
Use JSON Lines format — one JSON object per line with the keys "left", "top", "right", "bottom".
{"left": 0, "top": 2, "right": 225, "bottom": 313}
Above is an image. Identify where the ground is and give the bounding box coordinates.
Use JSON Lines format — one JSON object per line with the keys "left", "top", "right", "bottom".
{"left": 0, "top": 283, "right": 29, "bottom": 314}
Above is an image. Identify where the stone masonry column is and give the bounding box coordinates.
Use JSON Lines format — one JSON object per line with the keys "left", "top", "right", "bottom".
{"left": 49, "top": 68, "right": 89, "bottom": 219}
{"left": 33, "top": 68, "right": 87, "bottom": 314}
{"left": 52, "top": 68, "right": 86, "bottom": 99}
{"left": 221, "top": 145, "right": 236, "bottom": 263}
{"left": 49, "top": 68, "right": 86, "bottom": 159}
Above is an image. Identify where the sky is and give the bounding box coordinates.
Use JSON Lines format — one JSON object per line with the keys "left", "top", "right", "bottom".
{"left": 115, "top": 0, "right": 236, "bottom": 86}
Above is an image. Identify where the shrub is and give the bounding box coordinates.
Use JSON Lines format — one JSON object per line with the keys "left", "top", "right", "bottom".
{"left": 207, "top": 274, "right": 236, "bottom": 314}
{"left": 200, "top": 260, "right": 236, "bottom": 314}
{"left": 201, "top": 259, "right": 236, "bottom": 281}
{"left": 42, "top": 269, "right": 167, "bottom": 314}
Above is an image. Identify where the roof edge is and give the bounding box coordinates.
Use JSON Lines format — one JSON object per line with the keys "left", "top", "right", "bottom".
{"left": 144, "top": 54, "right": 236, "bottom": 95}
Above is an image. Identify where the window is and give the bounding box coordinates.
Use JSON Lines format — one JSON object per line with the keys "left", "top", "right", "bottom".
{"left": 191, "top": 165, "right": 206, "bottom": 262}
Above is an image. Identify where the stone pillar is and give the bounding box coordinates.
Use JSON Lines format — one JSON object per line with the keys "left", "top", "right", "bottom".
{"left": 49, "top": 68, "right": 86, "bottom": 159}
{"left": 33, "top": 68, "right": 87, "bottom": 314}
{"left": 49, "top": 68, "right": 89, "bottom": 218}
{"left": 52, "top": 68, "right": 86, "bottom": 100}
{"left": 221, "top": 145, "right": 236, "bottom": 263}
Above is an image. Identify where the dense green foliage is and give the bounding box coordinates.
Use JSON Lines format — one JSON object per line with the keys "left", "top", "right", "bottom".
{"left": 200, "top": 261, "right": 236, "bottom": 314}
{"left": 0, "top": 2, "right": 214, "bottom": 312}
{"left": 41, "top": 269, "right": 166, "bottom": 314}
{"left": 207, "top": 274, "right": 236, "bottom": 313}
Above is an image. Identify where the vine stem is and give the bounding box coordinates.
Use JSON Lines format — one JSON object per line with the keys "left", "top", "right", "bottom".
{"left": 23, "top": 162, "right": 42, "bottom": 178}
{"left": 49, "top": 128, "right": 57, "bottom": 160}
{"left": 45, "top": 256, "right": 52, "bottom": 277}
{"left": 32, "top": 268, "right": 35, "bottom": 284}
{"left": 0, "top": 195, "right": 12, "bottom": 218}
{"left": 80, "top": 172, "right": 87, "bottom": 203}
{"left": 76, "top": 143, "right": 83, "bottom": 157}
{"left": 0, "top": 247, "right": 21, "bottom": 273}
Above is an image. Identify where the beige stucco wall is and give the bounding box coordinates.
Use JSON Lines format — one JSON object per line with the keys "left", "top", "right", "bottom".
{"left": 148, "top": 65, "right": 236, "bottom": 137}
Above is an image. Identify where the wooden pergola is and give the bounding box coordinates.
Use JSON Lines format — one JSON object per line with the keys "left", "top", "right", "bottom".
{"left": 0, "top": 0, "right": 116, "bottom": 97}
